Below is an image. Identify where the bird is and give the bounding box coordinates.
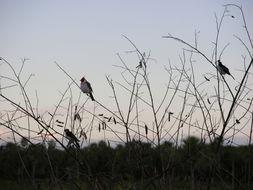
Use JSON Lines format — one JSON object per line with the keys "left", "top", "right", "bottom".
{"left": 64, "top": 129, "right": 80, "bottom": 148}
{"left": 80, "top": 76, "right": 95, "bottom": 101}
{"left": 217, "top": 60, "right": 235, "bottom": 80}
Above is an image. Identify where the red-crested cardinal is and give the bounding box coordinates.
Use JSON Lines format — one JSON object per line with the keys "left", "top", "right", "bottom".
{"left": 80, "top": 77, "right": 95, "bottom": 101}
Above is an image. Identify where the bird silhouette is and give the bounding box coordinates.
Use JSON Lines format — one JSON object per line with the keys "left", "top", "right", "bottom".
{"left": 64, "top": 129, "right": 80, "bottom": 148}
{"left": 217, "top": 60, "right": 235, "bottom": 80}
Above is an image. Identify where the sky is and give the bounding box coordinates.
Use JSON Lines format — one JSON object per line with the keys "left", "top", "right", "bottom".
{"left": 0, "top": 0, "right": 253, "bottom": 146}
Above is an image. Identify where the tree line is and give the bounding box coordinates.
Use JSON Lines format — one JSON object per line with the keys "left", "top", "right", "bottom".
{"left": 0, "top": 136, "right": 252, "bottom": 189}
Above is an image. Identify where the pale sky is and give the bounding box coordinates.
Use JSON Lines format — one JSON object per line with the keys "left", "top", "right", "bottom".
{"left": 0, "top": 0, "right": 252, "bottom": 145}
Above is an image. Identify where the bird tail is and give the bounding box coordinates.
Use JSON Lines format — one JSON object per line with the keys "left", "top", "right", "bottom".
{"left": 230, "top": 74, "right": 235, "bottom": 80}
{"left": 89, "top": 93, "right": 95, "bottom": 101}
{"left": 75, "top": 140, "right": 80, "bottom": 149}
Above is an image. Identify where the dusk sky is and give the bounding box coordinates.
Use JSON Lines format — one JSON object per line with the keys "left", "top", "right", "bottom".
{"left": 0, "top": 0, "right": 252, "bottom": 145}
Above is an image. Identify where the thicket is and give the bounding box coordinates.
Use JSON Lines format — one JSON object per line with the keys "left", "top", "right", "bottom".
{"left": 0, "top": 137, "right": 253, "bottom": 189}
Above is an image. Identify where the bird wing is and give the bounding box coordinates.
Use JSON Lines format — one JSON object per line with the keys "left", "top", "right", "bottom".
{"left": 220, "top": 64, "right": 230, "bottom": 75}
{"left": 86, "top": 81, "right": 93, "bottom": 92}
{"left": 67, "top": 131, "right": 79, "bottom": 142}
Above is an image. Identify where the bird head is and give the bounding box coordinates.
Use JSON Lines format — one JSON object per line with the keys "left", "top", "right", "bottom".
{"left": 64, "top": 129, "right": 69, "bottom": 133}
{"left": 218, "top": 60, "right": 222, "bottom": 64}
{"left": 80, "top": 77, "right": 85, "bottom": 82}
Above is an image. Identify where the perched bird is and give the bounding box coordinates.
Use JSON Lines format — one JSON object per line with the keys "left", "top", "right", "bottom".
{"left": 80, "top": 77, "right": 95, "bottom": 101}
{"left": 64, "top": 129, "right": 80, "bottom": 148}
{"left": 217, "top": 60, "right": 235, "bottom": 80}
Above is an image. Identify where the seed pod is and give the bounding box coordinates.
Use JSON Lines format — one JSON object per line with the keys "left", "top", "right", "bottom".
{"left": 102, "top": 121, "right": 106, "bottom": 130}
{"left": 74, "top": 113, "right": 82, "bottom": 122}
{"left": 145, "top": 124, "right": 148, "bottom": 135}
{"left": 168, "top": 112, "right": 174, "bottom": 122}
{"left": 56, "top": 120, "right": 64, "bottom": 124}
{"left": 204, "top": 76, "right": 210, "bottom": 81}
{"left": 37, "top": 129, "right": 44, "bottom": 135}
{"left": 113, "top": 117, "right": 117, "bottom": 124}
{"left": 83, "top": 131, "right": 87, "bottom": 140}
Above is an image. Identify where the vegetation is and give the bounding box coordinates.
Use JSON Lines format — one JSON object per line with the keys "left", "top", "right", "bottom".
{"left": 0, "top": 137, "right": 253, "bottom": 190}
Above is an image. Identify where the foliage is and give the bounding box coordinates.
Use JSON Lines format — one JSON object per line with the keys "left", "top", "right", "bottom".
{"left": 0, "top": 138, "right": 253, "bottom": 189}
